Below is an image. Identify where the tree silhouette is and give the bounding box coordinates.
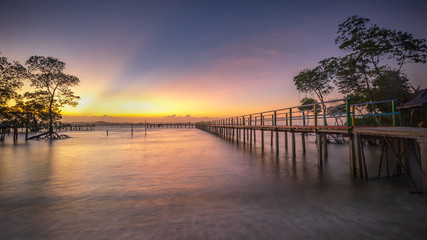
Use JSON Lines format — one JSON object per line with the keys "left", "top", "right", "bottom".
{"left": 26, "top": 56, "right": 80, "bottom": 139}
{"left": 335, "top": 16, "right": 427, "bottom": 98}
{"left": 0, "top": 53, "right": 26, "bottom": 105}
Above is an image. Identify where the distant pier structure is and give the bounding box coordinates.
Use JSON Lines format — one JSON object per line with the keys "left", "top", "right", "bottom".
{"left": 196, "top": 98, "right": 427, "bottom": 193}
{"left": 65, "top": 123, "right": 96, "bottom": 131}
{"left": 63, "top": 122, "right": 195, "bottom": 131}
{"left": 145, "top": 122, "right": 195, "bottom": 128}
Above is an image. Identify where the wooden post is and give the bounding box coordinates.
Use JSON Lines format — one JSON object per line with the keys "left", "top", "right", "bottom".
{"left": 348, "top": 136, "right": 356, "bottom": 176}
{"left": 302, "top": 111, "right": 306, "bottom": 127}
{"left": 274, "top": 111, "right": 277, "bottom": 126}
{"left": 249, "top": 115, "right": 252, "bottom": 146}
{"left": 392, "top": 100, "right": 397, "bottom": 127}
{"left": 292, "top": 132, "right": 296, "bottom": 159}
{"left": 247, "top": 128, "right": 249, "bottom": 142}
{"left": 289, "top": 109, "right": 295, "bottom": 158}
{"left": 25, "top": 126, "right": 29, "bottom": 141}
{"left": 354, "top": 133, "right": 364, "bottom": 178}
{"left": 314, "top": 104, "right": 318, "bottom": 133}
{"left": 301, "top": 133, "right": 306, "bottom": 154}
{"left": 270, "top": 131, "right": 273, "bottom": 147}
{"left": 13, "top": 127, "right": 18, "bottom": 142}
{"left": 243, "top": 125, "right": 246, "bottom": 144}
{"left": 346, "top": 99, "right": 351, "bottom": 133}
{"left": 285, "top": 113, "right": 288, "bottom": 126}
{"left": 352, "top": 105, "right": 355, "bottom": 127}
{"left": 131, "top": 123, "right": 134, "bottom": 136}
{"left": 416, "top": 138, "right": 427, "bottom": 192}
{"left": 274, "top": 111, "right": 278, "bottom": 152}
{"left": 323, "top": 103, "right": 327, "bottom": 126}
{"left": 271, "top": 115, "right": 273, "bottom": 147}
{"left": 316, "top": 134, "right": 323, "bottom": 166}
{"left": 254, "top": 116, "right": 256, "bottom": 143}
{"left": 322, "top": 134, "right": 328, "bottom": 159}
{"left": 253, "top": 129, "right": 256, "bottom": 143}
{"left": 261, "top": 129, "right": 264, "bottom": 150}
{"left": 285, "top": 132, "right": 288, "bottom": 150}
{"left": 285, "top": 113, "right": 288, "bottom": 150}
{"left": 301, "top": 111, "right": 306, "bottom": 154}
{"left": 261, "top": 114, "right": 264, "bottom": 150}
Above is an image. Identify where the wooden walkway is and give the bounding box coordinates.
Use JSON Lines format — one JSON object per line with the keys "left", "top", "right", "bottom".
{"left": 352, "top": 127, "right": 427, "bottom": 192}
{"left": 195, "top": 98, "right": 427, "bottom": 192}
{"left": 145, "top": 122, "right": 195, "bottom": 128}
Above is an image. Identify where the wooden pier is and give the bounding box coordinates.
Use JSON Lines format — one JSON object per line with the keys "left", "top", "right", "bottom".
{"left": 65, "top": 122, "right": 195, "bottom": 130}
{"left": 351, "top": 127, "right": 427, "bottom": 192}
{"left": 145, "top": 122, "right": 195, "bottom": 128}
{"left": 196, "top": 98, "right": 427, "bottom": 192}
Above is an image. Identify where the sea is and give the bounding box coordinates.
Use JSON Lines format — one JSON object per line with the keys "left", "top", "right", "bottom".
{"left": 0, "top": 128, "right": 426, "bottom": 239}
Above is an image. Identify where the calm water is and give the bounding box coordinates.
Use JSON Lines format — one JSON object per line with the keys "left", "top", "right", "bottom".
{"left": 0, "top": 128, "right": 426, "bottom": 239}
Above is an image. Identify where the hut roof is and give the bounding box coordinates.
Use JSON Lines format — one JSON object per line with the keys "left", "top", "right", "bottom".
{"left": 397, "top": 89, "right": 427, "bottom": 109}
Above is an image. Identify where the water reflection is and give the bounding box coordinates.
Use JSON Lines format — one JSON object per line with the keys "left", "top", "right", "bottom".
{"left": 0, "top": 129, "right": 426, "bottom": 239}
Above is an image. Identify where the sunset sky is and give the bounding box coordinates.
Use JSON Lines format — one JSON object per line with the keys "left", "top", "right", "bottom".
{"left": 1, "top": 0, "right": 427, "bottom": 122}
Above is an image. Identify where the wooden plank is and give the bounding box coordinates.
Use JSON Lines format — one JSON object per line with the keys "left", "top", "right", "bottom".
{"left": 353, "top": 127, "right": 427, "bottom": 139}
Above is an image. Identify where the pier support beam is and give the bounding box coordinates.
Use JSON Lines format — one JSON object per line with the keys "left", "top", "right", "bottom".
{"left": 316, "top": 134, "right": 323, "bottom": 166}
{"left": 301, "top": 133, "right": 306, "bottom": 154}
{"left": 322, "top": 134, "right": 328, "bottom": 160}
{"left": 247, "top": 129, "right": 250, "bottom": 142}
{"left": 291, "top": 132, "right": 296, "bottom": 159}
{"left": 271, "top": 130, "right": 273, "bottom": 147}
{"left": 285, "top": 132, "right": 288, "bottom": 150}
{"left": 253, "top": 129, "right": 256, "bottom": 143}
{"left": 348, "top": 136, "right": 356, "bottom": 176}
{"left": 261, "top": 130, "right": 264, "bottom": 150}
{"left": 417, "top": 137, "right": 427, "bottom": 192}
{"left": 353, "top": 133, "right": 364, "bottom": 179}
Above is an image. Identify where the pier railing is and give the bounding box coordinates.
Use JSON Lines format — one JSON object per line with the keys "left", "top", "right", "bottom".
{"left": 198, "top": 98, "right": 400, "bottom": 133}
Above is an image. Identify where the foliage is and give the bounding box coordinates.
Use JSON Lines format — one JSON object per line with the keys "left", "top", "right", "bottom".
{"left": 372, "top": 70, "right": 411, "bottom": 100}
{"left": 293, "top": 62, "right": 334, "bottom": 105}
{"left": 298, "top": 97, "right": 318, "bottom": 111}
{"left": 26, "top": 56, "right": 80, "bottom": 137}
{"left": 0, "top": 53, "right": 80, "bottom": 141}
{"left": 334, "top": 15, "right": 427, "bottom": 101}
{"left": 293, "top": 16, "right": 427, "bottom": 126}
{"left": 0, "top": 53, "right": 27, "bottom": 106}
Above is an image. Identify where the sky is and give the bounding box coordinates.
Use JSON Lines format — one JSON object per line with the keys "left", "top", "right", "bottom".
{"left": 1, "top": 0, "right": 426, "bottom": 122}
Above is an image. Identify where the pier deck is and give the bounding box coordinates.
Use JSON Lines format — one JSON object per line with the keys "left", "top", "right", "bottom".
{"left": 196, "top": 98, "right": 427, "bottom": 192}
